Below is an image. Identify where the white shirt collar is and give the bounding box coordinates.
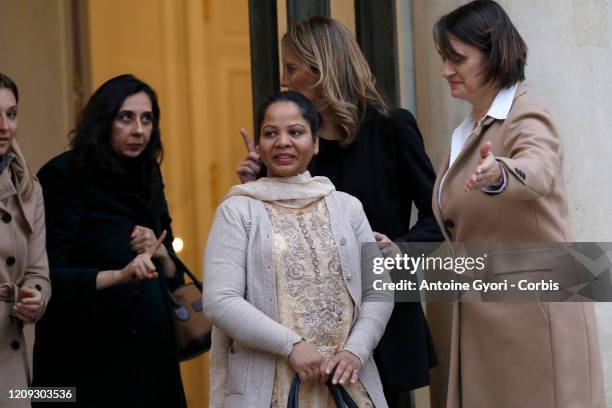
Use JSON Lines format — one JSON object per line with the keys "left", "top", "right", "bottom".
{"left": 448, "top": 83, "right": 519, "bottom": 167}
{"left": 487, "top": 83, "right": 519, "bottom": 120}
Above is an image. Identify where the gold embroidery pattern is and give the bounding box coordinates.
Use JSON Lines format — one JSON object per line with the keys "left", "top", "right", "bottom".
{"left": 266, "top": 200, "right": 373, "bottom": 407}
{"left": 265, "top": 200, "right": 348, "bottom": 349}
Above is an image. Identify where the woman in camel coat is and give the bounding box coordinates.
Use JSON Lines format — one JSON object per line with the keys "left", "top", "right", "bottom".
{"left": 432, "top": 2, "right": 604, "bottom": 407}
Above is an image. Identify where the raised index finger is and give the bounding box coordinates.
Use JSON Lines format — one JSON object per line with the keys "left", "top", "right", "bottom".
{"left": 240, "top": 128, "right": 256, "bottom": 153}
{"left": 147, "top": 230, "right": 167, "bottom": 256}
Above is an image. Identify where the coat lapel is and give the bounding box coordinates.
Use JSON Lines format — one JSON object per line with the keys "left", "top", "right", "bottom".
{"left": 432, "top": 158, "right": 451, "bottom": 242}
{"left": 15, "top": 190, "right": 35, "bottom": 233}
{"left": 447, "top": 116, "right": 496, "bottom": 181}
{"left": 434, "top": 115, "right": 496, "bottom": 243}
{"left": 0, "top": 168, "right": 35, "bottom": 233}
{"left": 0, "top": 169, "right": 15, "bottom": 202}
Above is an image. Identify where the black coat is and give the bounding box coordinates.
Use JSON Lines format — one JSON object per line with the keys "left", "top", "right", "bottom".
{"left": 309, "top": 107, "right": 442, "bottom": 392}
{"left": 32, "top": 151, "right": 186, "bottom": 407}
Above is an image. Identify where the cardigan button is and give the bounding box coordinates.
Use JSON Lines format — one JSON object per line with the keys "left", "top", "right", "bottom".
{"left": 347, "top": 273, "right": 353, "bottom": 280}
{"left": 340, "top": 238, "right": 347, "bottom": 246}
{"left": 10, "top": 340, "right": 20, "bottom": 350}
{"left": 2, "top": 213, "right": 11, "bottom": 223}
{"left": 6, "top": 257, "right": 16, "bottom": 266}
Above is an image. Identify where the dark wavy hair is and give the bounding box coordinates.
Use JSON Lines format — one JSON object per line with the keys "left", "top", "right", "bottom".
{"left": 70, "top": 74, "right": 163, "bottom": 200}
{"left": 0, "top": 73, "right": 19, "bottom": 103}
{"left": 255, "top": 91, "right": 321, "bottom": 144}
{"left": 434, "top": 0, "right": 528, "bottom": 89}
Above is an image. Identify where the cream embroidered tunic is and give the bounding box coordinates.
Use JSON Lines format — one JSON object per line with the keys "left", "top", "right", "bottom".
{"left": 265, "top": 200, "right": 373, "bottom": 407}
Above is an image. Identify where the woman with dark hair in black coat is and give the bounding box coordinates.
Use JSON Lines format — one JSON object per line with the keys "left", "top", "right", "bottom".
{"left": 32, "top": 74, "right": 187, "bottom": 407}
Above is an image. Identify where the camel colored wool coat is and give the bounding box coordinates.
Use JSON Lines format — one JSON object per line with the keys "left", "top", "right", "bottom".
{"left": 432, "top": 89, "right": 605, "bottom": 408}
{"left": 0, "top": 160, "right": 50, "bottom": 408}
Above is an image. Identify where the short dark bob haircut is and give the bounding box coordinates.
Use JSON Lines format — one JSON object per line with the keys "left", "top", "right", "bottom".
{"left": 255, "top": 91, "right": 321, "bottom": 144}
{"left": 70, "top": 74, "right": 162, "bottom": 198}
{"left": 0, "top": 72, "right": 19, "bottom": 103}
{"left": 434, "top": 0, "right": 528, "bottom": 89}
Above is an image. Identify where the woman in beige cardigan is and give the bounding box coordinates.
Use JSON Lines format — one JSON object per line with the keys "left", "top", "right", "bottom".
{"left": 0, "top": 73, "right": 51, "bottom": 407}
{"left": 203, "top": 91, "right": 392, "bottom": 407}
{"left": 432, "top": 1, "right": 605, "bottom": 407}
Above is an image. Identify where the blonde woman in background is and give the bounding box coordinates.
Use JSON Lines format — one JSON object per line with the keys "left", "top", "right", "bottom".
{"left": 0, "top": 72, "right": 51, "bottom": 408}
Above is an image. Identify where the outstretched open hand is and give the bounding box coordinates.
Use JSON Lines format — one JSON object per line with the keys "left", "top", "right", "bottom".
{"left": 464, "top": 141, "right": 502, "bottom": 192}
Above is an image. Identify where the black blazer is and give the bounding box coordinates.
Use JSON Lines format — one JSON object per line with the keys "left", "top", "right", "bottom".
{"left": 32, "top": 151, "right": 186, "bottom": 408}
{"left": 309, "top": 107, "right": 442, "bottom": 392}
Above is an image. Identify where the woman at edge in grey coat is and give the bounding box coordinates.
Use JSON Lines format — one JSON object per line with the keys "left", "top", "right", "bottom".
{"left": 203, "top": 91, "right": 393, "bottom": 407}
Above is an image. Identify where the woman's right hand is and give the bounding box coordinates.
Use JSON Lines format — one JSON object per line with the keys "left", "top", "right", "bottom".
{"left": 13, "top": 287, "right": 45, "bottom": 323}
{"left": 119, "top": 253, "right": 158, "bottom": 282}
{"left": 120, "top": 230, "right": 167, "bottom": 282}
{"left": 288, "top": 340, "right": 328, "bottom": 384}
{"left": 236, "top": 128, "right": 261, "bottom": 183}
{"left": 96, "top": 232, "right": 165, "bottom": 289}
{"left": 374, "top": 231, "right": 401, "bottom": 257}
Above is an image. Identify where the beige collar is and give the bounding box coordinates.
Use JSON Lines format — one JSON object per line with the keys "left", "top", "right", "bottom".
{"left": 226, "top": 171, "right": 335, "bottom": 209}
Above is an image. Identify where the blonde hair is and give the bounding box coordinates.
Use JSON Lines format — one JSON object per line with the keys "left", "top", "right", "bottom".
{"left": 8, "top": 139, "right": 35, "bottom": 199}
{"left": 282, "top": 16, "right": 388, "bottom": 146}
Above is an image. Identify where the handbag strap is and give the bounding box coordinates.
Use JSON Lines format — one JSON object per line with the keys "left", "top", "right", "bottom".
{"left": 182, "top": 267, "right": 202, "bottom": 289}
{"left": 287, "top": 373, "right": 300, "bottom": 408}
{"left": 326, "top": 381, "right": 359, "bottom": 408}
{"left": 287, "top": 374, "right": 359, "bottom": 408}
{"left": 170, "top": 252, "right": 202, "bottom": 290}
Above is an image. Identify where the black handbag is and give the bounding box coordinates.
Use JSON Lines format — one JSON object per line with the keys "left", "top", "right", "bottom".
{"left": 287, "top": 374, "right": 359, "bottom": 408}
{"left": 169, "top": 267, "right": 212, "bottom": 361}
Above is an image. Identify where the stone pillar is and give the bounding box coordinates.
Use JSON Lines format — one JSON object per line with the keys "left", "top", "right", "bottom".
{"left": 412, "top": 0, "right": 612, "bottom": 406}
{"left": 0, "top": 0, "right": 76, "bottom": 172}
